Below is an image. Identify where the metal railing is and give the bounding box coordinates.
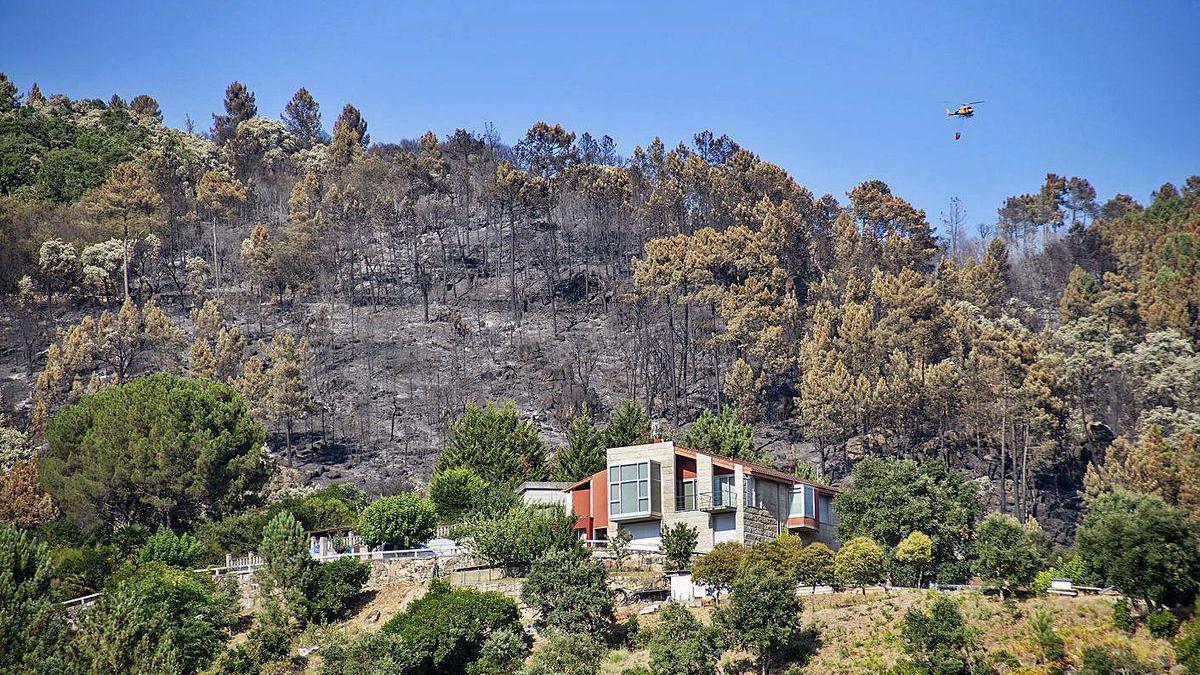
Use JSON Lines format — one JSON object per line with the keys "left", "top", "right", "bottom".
{"left": 697, "top": 490, "right": 739, "bottom": 512}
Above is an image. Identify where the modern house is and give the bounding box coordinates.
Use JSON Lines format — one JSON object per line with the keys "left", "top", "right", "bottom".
{"left": 562, "top": 440, "right": 838, "bottom": 553}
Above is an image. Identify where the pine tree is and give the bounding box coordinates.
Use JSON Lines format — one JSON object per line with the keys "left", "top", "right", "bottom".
{"left": 267, "top": 331, "right": 313, "bottom": 460}
{"left": 281, "top": 88, "right": 325, "bottom": 148}
{"left": 129, "top": 94, "right": 162, "bottom": 122}
{"left": 327, "top": 114, "right": 364, "bottom": 167}
{"left": 555, "top": 404, "right": 606, "bottom": 481}
{"left": 211, "top": 80, "right": 257, "bottom": 145}
{"left": 89, "top": 163, "right": 163, "bottom": 301}
{"left": 240, "top": 223, "right": 276, "bottom": 299}
{"left": 604, "top": 399, "right": 651, "bottom": 448}
{"left": 26, "top": 82, "right": 44, "bottom": 107}
{"left": 195, "top": 170, "right": 248, "bottom": 294}
{"left": 0, "top": 73, "right": 19, "bottom": 109}
{"left": 334, "top": 103, "right": 368, "bottom": 147}
{"left": 188, "top": 339, "right": 216, "bottom": 379}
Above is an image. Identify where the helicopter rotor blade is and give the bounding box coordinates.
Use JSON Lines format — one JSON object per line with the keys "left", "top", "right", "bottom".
{"left": 966, "top": 100, "right": 985, "bottom": 105}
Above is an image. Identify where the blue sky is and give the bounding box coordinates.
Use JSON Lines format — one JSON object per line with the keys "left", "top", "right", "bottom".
{"left": 3, "top": 1, "right": 1197, "bottom": 234}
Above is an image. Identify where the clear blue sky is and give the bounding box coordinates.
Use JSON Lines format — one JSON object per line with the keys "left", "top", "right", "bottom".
{"left": 3, "top": 1, "right": 1198, "bottom": 233}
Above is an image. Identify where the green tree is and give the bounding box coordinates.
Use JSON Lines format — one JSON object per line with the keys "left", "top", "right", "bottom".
{"left": 259, "top": 511, "right": 309, "bottom": 599}
{"left": 430, "top": 467, "right": 489, "bottom": 522}
{"left": 40, "top": 373, "right": 269, "bottom": 530}
{"left": 138, "top": 527, "right": 205, "bottom": 568}
{"left": 900, "top": 595, "right": 978, "bottom": 675}
{"left": 555, "top": 403, "right": 606, "bottom": 481}
{"left": 211, "top": 80, "right": 257, "bottom": 145}
{"left": 604, "top": 399, "right": 652, "bottom": 448}
{"left": 648, "top": 602, "right": 723, "bottom": 675}
{"left": 1029, "top": 608, "right": 1065, "bottom": 664}
{"left": 0, "top": 526, "right": 69, "bottom": 675}
{"left": 521, "top": 630, "right": 605, "bottom": 675}
{"left": 521, "top": 548, "right": 614, "bottom": 638}
{"left": 973, "top": 514, "right": 1043, "bottom": 600}
{"left": 358, "top": 493, "right": 437, "bottom": 549}
{"left": 896, "top": 531, "right": 934, "bottom": 588}
{"left": 715, "top": 569, "right": 800, "bottom": 675}
{"left": 297, "top": 557, "right": 370, "bottom": 624}
{"left": 682, "top": 408, "right": 760, "bottom": 460}
{"left": 692, "top": 541, "right": 745, "bottom": 599}
{"left": 1076, "top": 490, "right": 1200, "bottom": 607}
{"left": 836, "top": 457, "right": 981, "bottom": 583}
{"left": 74, "top": 562, "right": 235, "bottom": 675}
{"left": 794, "top": 542, "right": 836, "bottom": 595}
{"left": 437, "top": 401, "right": 548, "bottom": 487}
{"left": 88, "top": 161, "right": 163, "bottom": 301}
{"left": 280, "top": 87, "right": 326, "bottom": 148}
{"left": 661, "top": 522, "right": 699, "bottom": 570}
{"left": 834, "top": 536, "right": 885, "bottom": 594}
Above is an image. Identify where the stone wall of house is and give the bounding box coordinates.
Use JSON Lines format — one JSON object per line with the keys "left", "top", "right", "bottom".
{"left": 743, "top": 505, "right": 780, "bottom": 545}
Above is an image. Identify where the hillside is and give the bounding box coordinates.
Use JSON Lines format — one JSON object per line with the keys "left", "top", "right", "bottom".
{"left": 2, "top": 76, "right": 1200, "bottom": 543}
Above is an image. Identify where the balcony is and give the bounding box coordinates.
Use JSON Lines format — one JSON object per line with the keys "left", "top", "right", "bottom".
{"left": 697, "top": 490, "right": 738, "bottom": 513}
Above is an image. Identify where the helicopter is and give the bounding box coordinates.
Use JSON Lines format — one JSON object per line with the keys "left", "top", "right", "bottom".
{"left": 946, "top": 101, "right": 984, "bottom": 119}
{"left": 946, "top": 100, "right": 984, "bottom": 140}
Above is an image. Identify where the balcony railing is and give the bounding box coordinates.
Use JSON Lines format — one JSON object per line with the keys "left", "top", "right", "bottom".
{"left": 698, "top": 490, "right": 738, "bottom": 512}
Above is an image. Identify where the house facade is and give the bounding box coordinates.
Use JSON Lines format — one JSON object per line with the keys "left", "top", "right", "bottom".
{"left": 563, "top": 441, "right": 838, "bottom": 553}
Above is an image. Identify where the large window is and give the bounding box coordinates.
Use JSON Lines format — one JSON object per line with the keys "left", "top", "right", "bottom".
{"left": 609, "top": 461, "right": 651, "bottom": 516}
{"left": 790, "top": 485, "right": 816, "bottom": 518}
{"left": 819, "top": 494, "right": 834, "bottom": 525}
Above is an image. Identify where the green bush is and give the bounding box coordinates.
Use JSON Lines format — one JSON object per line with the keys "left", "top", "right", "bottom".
{"left": 834, "top": 536, "right": 885, "bottom": 594}
{"left": 382, "top": 580, "right": 523, "bottom": 674}
{"left": 520, "top": 630, "right": 605, "bottom": 675}
{"left": 900, "top": 595, "right": 978, "bottom": 675}
{"left": 714, "top": 569, "right": 800, "bottom": 674}
{"left": 1147, "top": 609, "right": 1179, "bottom": 638}
{"left": 358, "top": 493, "right": 437, "bottom": 549}
{"left": 692, "top": 542, "right": 745, "bottom": 598}
{"left": 430, "top": 468, "right": 489, "bottom": 522}
{"left": 0, "top": 525, "right": 70, "bottom": 674}
{"left": 1078, "top": 644, "right": 1157, "bottom": 675}
{"left": 661, "top": 522, "right": 699, "bottom": 570}
{"left": 1176, "top": 618, "right": 1200, "bottom": 674}
{"left": 1029, "top": 608, "right": 1065, "bottom": 663}
{"left": 138, "top": 528, "right": 205, "bottom": 568}
{"left": 466, "top": 628, "right": 529, "bottom": 675}
{"left": 456, "top": 504, "right": 578, "bottom": 572}
{"left": 648, "top": 602, "right": 723, "bottom": 675}
{"left": 1112, "top": 598, "right": 1135, "bottom": 632}
{"left": 521, "top": 548, "right": 614, "bottom": 637}
{"left": 973, "top": 513, "right": 1043, "bottom": 599}
{"left": 298, "top": 557, "right": 370, "bottom": 624}
{"left": 436, "top": 401, "right": 548, "bottom": 487}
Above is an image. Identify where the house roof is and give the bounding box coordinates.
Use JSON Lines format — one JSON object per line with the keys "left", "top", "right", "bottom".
{"left": 560, "top": 445, "right": 836, "bottom": 494}
{"left": 516, "top": 481, "right": 574, "bottom": 492}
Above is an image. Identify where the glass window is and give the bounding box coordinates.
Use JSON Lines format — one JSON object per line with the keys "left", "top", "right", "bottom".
{"left": 789, "top": 489, "right": 804, "bottom": 516}
{"left": 609, "top": 461, "right": 652, "bottom": 516}
{"left": 676, "top": 480, "right": 696, "bottom": 511}
{"left": 713, "top": 475, "right": 735, "bottom": 506}
{"left": 805, "top": 485, "right": 815, "bottom": 517}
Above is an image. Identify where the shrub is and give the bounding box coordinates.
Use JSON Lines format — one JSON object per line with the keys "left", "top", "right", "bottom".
{"left": 1029, "top": 608, "right": 1065, "bottom": 663}
{"left": 648, "top": 602, "right": 723, "bottom": 675}
{"left": 382, "top": 581, "right": 523, "bottom": 674}
{"left": 521, "top": 548, "right": 614, "bottom": 637}
{"left": 714, "top": 569, "right": 800, "bottom": 674}
{"left": 297, "top": 557, "right": 370, "bottom": 624}
{"left": 269, "top": 483, "right": 367, "bottom": 531}
{"left": 358, "top": 493, "right": 437, "bottom": 549}
{"left": 661, "top": 522, "right": 699, "bottom": 570}
{"left": 692, "top": 542, "right": 744, "bottom": 599}
{"left": 1176, "top": 618, "right": 1200, "bottom": 674}
{"left": 319, "top": 630, "right": 420, "bottom": 675}
{"left": 1112, "top": 598, "right": 1135, "bottom": 632}
{"left": 467, "top": 628, "right": 529, "bottom": 675}
{"left": 1147, "top": 609, "right": 1179, "bottom": 638}
{"left": 138, "top": 527, "right": 205, "bottom": 568}
{"left": 1078, "top": 644, "right": 1157, "bottom": 675}
{"left": 430, "top": 468, "right": 489, "bottom": 522}
{"left": 900, "top": 595, "right": 978, "bottom": 675}
{"left": 521, "top": 630, "right": 605, "bottom": 675}
{"left": 436, "top": 400, "right": 547, "bottom": 487}
{"left": 741, "top": 534, "right": 805, "bottom": 580}
{"left": 457, "top": 504, "right": 578, "bottom": 572}
{"left": 834, "top": 536, "right": 885, "bottom": 594}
